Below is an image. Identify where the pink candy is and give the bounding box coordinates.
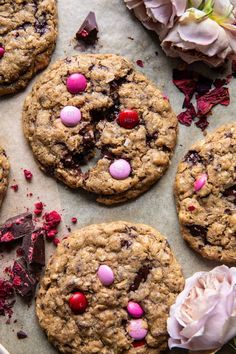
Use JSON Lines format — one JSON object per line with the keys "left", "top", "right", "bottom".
{"left": 60, "top": 106, "right": 81, "bottom": 127}
{"left": 127, "top": 301, "right": 144, "bottom": 318}
{"left": 127, "top": 319, "right": 148, "bottom": 340}
{"left": 194, "top": 173, "right": 208, "bottom": 192}
{"left": 66, "top": 73, "right": 87, "bottom": 94}
{"left": 0, "top": 47, "right": 5, "bottom": 58}
{"left": 97, "top": 265, "right": 114, "bottom": 286}
{"left": 109, "top": 159, "right": 131, "bottom": 180}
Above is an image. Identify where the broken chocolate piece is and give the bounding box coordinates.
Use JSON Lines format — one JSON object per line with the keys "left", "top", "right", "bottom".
{"left": 76, "top": 12, "right": 98, "bottom": 45}
{"left": 129, "top": 264, "right": 151, "bottom": 292}
{"left": 11, "top": 258, "right": 36, "bottom": 298}
{"left": 22, "top": 228, "right": 45, "bottom": 268}
{"left": 0, "top": 213, "right": 33, "bottom": 244}
{"left": 17, "top": 330, "right": 28, "bottom": 339}
{"left": 223, "top": 185, "right": 236, "bottom": 205}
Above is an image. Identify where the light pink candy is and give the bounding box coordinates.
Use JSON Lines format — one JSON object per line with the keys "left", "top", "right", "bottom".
{"left": 127, "top": 301, "right": 144, "bottom": 318}
{"left": 194, "top": 173, "right": 208, "bottom": 192}
{"left": 66, "top": 73, "right": 87, "bottom": 94}
{"left": 109, "top": 159, "right": 131, "bottom": 180}
{"left": 127, "top": 319, "right": 148, "bottom": 340}
{"left": 60, "top": 106, "right": 81, "bottom": 127}
{"left": 97, "top": 265, "right": 114, "bottom": 286}
{"left": 0, "top": 47, "right": 5, "bottom": 58}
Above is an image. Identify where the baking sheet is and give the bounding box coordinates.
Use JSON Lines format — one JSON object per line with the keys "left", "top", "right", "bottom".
{"left": 0, "top": 0, "right": 235, "bottom": 353}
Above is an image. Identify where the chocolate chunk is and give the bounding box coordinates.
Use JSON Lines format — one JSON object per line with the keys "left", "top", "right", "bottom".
{"left": 17, "top": 330, "right": 28, "bottom": 339}
{"left": 11, "top": 258, "right": 36, "bottom": 298}
{"left": 76, "top": 12, "right": 98, "bottom": 45}
{"left": 184, "top": 150, "right": 203, "bottom": 165}
{"left": 129, "top": 264, "right": 151, "bottom": 292}
{"left": 187, "top": 224, "right": 208, "bottom": 238}
{"left": 0, "top": 213, "right": 33, "bottom": 244}
{"left": 223, "top": 185, "right": 236, "bottom": 205}
{"left": 22, "top": 228, "right": 45, "bottom": 268}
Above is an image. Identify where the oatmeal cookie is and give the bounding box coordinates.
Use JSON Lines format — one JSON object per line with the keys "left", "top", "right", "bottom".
{"left": 36, "top": 221, "right": 184, "bottom": 354}
{"left": 23, "top": 54, "right": 177, "bottom": 204}
{"left": 0, "top": 0, "right": 57, "bottom": 95}
{"left": 175, "top": 123, "right": 236, "bottom": 263}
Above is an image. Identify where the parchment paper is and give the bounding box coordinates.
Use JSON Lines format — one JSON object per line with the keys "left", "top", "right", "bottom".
{"left": 0, "top": 0, "right": 235, "bottom": 353}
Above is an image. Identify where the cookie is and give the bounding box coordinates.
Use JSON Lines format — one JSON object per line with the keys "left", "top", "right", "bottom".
{"left": 0, "top": 147, "right": 10, "bottom": 207}
{"left": 22, "top": 54, "right": 178, "bottom": 204}
{"left": 36, "top": 221, "right": 184, "bottom": 354}
{"left": 0, "top": 0, "right": 57, "bottom": 96}
{"left": 175, "top": 123, "right": 236, "bottom": 263}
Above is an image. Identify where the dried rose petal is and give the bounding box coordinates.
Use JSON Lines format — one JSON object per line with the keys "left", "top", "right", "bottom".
{"left": 195, "top": 117, "right": 209, "bottom": 131}
{"left": 177, "top": 104, "right": 196, "bottom": 126}
{"left": 196, "top": 76, "right": 213, "bottom": 97}
{"left": 197, "top": 87, "right": 230, "bottom": 117}
{"left": 173, "top": 69, "right": 197, "bottom": 108}
{"left": 194, "top": 174, "right": 208, "bottom": 192}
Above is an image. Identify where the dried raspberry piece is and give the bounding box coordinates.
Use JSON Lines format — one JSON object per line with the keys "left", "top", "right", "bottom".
{"left": 188, "top": 205, "right": 196, "bottom": 212}
{"left": 46, "top": 229, "right": 58, "bottom": 239}
{"left": 71, "top": 217, "right": 77, "bottom": 224}
{"left": 34, "top": 201, "right": 44, "bottom": 215}
{"left": 197, "top": 87, "right": 230, "bottom": 117}
{"left": 10, "top": 184, "right": 18, "bottom": 192}
{"left": 136, "top": 60, "right": 144, "bottom": 68}
{"left": 23, "top": 169, "right": 33, "bottom": 181}
{"left": 53, "top": 237, "right": 60, "bottom": 246}
{"left": 43, "top": 211, "right": 61, "bottom": 228}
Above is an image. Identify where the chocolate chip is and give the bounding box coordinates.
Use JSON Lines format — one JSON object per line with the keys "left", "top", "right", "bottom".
{"left": 0, "top": 213, "right": 33, "bottom": 244}
{"left": 17, "top": 330, "right": 28, "bottom": 339}
{"left": 184, "top": 150, "right": 203, "bottom": 165}
{"left": 22, "top": 228, "right": 45, "bottom": 268}
{"left": 76, "top": 12, "right": 98, "bottom": 45}
{"left": 129, "top": 264, "right": 151, "bottom": 292}
{"left": 225, "top": 208, "right": 232, "bottom": 215}
{"left": 120, "top": 239, "right": 132, "bottom": 248}
{"left": 35, "top": 12, "right": 47, "bottom": 35}
{"left": 223, "top": 185, "right": 236, "bottom": 205}
{"left": 225, "top": 132, "right": 233, "bottom": 138}
{"left": 187, "top": 224, "right": 208, "bottom": 238}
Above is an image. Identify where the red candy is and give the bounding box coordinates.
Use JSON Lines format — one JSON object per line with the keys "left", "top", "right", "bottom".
{"left": 69, "top": 292, "right": 88, "bottom": 314}
{"left": 117, "top": 110, "right": 139, "bottom": 129}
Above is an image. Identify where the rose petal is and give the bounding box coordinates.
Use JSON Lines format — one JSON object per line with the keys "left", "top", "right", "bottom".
{"left": 178, "top": 14, "right": 220, "bottom": 45}
{"left": 197, "top": 87, "right": 230, "bottom": 116}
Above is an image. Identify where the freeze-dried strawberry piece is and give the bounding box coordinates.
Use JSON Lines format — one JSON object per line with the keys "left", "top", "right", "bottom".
{"left": 23, "top": 169, "right": 33, "bottom": 181}
{"left": 197, "top": 87, "right": 230, "bottom": 117}
{"left": 177, "top": 104, "right": 196, "bottom": 126}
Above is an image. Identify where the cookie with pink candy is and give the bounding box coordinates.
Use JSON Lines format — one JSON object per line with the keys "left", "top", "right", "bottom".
{"left": 36, "top": 221, "right": 184, "bottom": 353}
{"left": 174, "top": 122, "right": 236, "bottom": 263}
{"left": 23, "top": 53, "right": 178, "bottom": 205}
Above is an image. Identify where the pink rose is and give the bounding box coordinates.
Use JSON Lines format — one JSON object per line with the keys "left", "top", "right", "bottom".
{"left": 124, "top": 0, "right": 187, "bottom": 39}
{"left": 161, "top": 0, "right": 236, "bottom": 66}
{"left": 167, "top": 265, "right": 236, "bottom": 351}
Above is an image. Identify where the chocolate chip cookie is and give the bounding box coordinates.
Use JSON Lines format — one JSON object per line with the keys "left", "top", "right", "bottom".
{"left": 0, "top": 147, "right": 9, "bottom": 207}
{"left": 36, "top": 221, "right": 184, "bottom": 354}
{"left": 175, "top": 123, "right": 236, "bottom": 263}
{"left": 22, "top": 54, "right": 178, "bottom": 204}
{"left": 0, "top": 0, "right": 57, "bottom": 96}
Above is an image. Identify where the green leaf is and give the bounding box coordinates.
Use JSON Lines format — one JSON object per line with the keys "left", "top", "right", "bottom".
{"left": 202, "top": 0, "right": 214, "bottom": 15}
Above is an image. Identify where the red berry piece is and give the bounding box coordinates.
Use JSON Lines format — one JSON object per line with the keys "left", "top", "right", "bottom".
{"left": 69, "top": 292, "right": 88, "bottom": 314}
{"left": 117, "top": 110, "right": 139, "bottom": 129}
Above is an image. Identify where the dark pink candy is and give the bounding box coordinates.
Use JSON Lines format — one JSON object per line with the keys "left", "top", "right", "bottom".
{"left": 66, "top": 73, "right": 87, "bottom": 94}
